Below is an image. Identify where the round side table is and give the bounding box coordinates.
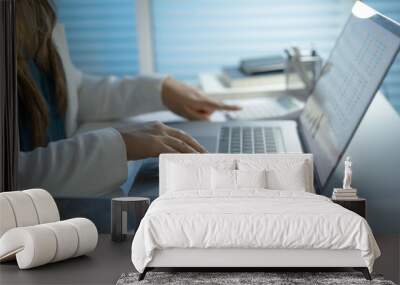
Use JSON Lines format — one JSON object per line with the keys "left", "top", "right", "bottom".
{"left": 111, "top": 197, "right": 150, "bottom": 242}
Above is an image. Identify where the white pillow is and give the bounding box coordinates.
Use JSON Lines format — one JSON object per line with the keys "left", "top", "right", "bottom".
{"left": 167, "top": 163, "right": 211, "bottom": 191}
{"left": 236, "top": 169, "right": 267, "bottom": 189}
{"left": 211, "top": 168, "right": 236, "bottom": 190}
{"left": 238, "top": 157, "right": 313, "bottom": 192}
{"left": 266, "top": 161, "right": 308, "bottom": 191}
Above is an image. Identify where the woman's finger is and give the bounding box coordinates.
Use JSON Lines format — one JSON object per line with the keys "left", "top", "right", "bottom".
{"left": 162, "top": 136, "right": 199, "bottom": 153}
{"left": 158, "top": 143, "right": 179, "bottom": 154}
{"left": 195, "top": 98, "right": 241, "bottom": 112}
{"left": 208, "top": 100, "right": 242, "bottom": 111}
{"left": 166, "top": 127, "right": 207, "bottom": 153}
{"left": 183, "top": 106, "right": 211, "bottom": 120}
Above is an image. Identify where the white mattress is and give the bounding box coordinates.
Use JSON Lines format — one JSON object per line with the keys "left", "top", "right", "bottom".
{"left": 131, "top": 190, "right": 380, "bottom": 273}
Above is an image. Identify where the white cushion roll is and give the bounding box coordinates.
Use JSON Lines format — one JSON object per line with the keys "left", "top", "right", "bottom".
{"left": 1, "top": 192, "right": 39, "bottom": 227}
{"left": 0, "top": 218, "right": 98, "bottom": 269}
{"left": 0, "top": 196, "right": 17, "bottom": 237}
{"left": 0, "top": 226, "right": 57, "bottom": 269}
{"left": 42, "top": 221, "right": 79, "bottom": 262}
{"left": 65, "top": 218, "right": 98, "bottom": 257}
{"left": 23, "top": 189, "right": 60, "bottom": 224}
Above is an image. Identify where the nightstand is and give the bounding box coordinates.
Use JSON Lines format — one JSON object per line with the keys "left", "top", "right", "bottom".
{"left": 111, "top": 197, "right": 150, "bottom": 242}
{"left": 332, "top": 198, "right": 366, "bottom": 218}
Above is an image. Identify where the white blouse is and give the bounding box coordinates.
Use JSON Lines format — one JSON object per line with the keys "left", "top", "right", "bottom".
{"left": 17, "top": 24, "right": 166, "bottom": 197}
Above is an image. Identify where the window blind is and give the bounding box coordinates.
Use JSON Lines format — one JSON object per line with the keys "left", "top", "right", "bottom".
{"left": 56, "top": 0, "right": 139, "bottom": 77}
{"left": 151, "top": 0, "right": 354, "bottom": 84}
{"left": 365, "top": 0, "right": 400, "bottom": 113}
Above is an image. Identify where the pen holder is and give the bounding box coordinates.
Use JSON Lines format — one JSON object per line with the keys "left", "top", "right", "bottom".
{"left": 285, "top": 47, "right": 323, "bottom": 93}
{"left": 111, "top": 197, "right": 150, "bottom": 242}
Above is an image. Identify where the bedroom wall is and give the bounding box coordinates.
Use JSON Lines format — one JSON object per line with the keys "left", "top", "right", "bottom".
{"left": 374, "top": 235, "right": 400, "bottom": 284}
{"left": 322, "top": 93, "right": 400, "bottom": 235}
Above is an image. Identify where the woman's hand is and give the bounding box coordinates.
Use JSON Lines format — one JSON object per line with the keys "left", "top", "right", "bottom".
{"left": 116, "top": 121, "right": 207, "bottom": 160}
{"left": 161, "top": 77, "right": 241, "bottom": 120}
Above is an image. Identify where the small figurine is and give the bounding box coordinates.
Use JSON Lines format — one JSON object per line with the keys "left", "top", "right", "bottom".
{"left": 343, "top": 157, "right": 352, "bottom": 189}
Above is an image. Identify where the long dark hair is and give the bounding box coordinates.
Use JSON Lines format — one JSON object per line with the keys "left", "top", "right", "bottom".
{"left": 16, "top": 0, "right": 67, "bottom": 148}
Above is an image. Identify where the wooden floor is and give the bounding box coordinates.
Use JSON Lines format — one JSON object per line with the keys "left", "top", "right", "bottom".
{"left": 0, "top": 234, "right": 398, "bottom": 285}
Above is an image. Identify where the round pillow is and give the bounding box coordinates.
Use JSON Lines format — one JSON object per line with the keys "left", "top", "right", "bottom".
{"left": 0, "top": 189, "right": 60, "bottom": 238}
{"left": 0, "top": 218, "right": 98, "bottom": 269}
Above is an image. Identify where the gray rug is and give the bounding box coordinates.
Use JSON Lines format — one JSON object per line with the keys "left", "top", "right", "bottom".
{"left": 116, "top": 272, "right": 396, "bottom": 285}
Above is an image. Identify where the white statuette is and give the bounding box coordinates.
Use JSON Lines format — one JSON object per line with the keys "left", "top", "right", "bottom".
{"left": 343, "top": 157, "right": 353, "bottom": 190}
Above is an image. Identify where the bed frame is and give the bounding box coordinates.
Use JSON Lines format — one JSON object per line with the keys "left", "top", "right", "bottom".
{"left": 138, "top": 248, "right": 371, "bottom": 280}
{"left": 138, "top": 154, "right": 373, "bottom": 281}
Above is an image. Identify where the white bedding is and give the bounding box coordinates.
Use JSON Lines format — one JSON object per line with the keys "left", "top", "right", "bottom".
{"left": 131, "top": 190, "right": 380, "bottom": 273}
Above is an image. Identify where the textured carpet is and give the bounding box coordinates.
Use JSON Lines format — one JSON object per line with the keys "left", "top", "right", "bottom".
{"left": 116, "top": 272, "right": 395, "bottom": 285}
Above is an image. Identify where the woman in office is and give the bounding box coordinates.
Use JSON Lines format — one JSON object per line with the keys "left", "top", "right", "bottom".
{"left": 16, "top": 0, "right": 239, "bottom": 196}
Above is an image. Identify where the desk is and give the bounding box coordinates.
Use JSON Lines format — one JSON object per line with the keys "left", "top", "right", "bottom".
{"left": 0, "top": 235, "right": 133, "bottom": 285}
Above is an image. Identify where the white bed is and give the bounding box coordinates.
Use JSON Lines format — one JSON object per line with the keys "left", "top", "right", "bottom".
{"left": 131, "top": 154, "right": 380, "bottom": 280}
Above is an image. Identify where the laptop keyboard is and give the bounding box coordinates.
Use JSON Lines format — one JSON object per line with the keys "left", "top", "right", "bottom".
{"left": 227, "top": 97, "right": 303, "bottom": 120}
{"left": 217, "top": 126, "right": 285, "bottom": 153}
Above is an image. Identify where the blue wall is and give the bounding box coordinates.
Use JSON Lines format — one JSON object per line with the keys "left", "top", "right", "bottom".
{"left": 56, "top": 0, "right": 139, "bottom": 77}
{"left": 151, "top": 0, "right": 353, "bottom": 83}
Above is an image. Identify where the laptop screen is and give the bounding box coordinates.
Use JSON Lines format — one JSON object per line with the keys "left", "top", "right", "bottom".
{"left": 300, "top": 1, "right": 400, "bottom": 188}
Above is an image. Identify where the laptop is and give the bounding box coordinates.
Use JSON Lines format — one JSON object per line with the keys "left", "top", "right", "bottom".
{"left": 168, "top": 1, "right": 400, "bottom": 189}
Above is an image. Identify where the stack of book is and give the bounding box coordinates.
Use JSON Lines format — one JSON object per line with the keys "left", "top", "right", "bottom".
{"left": 332, "top": 188, "right": 358, "bottom": 200}
{"left": 221, "top": 66, "right": 285, "bottom": 88}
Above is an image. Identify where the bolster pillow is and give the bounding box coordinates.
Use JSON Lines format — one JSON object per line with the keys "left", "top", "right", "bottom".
{"left": 0, "top": 189, "right": 60, "bottom": 236}
{"left": 0, "top": 218, "right": 98, "bottom": 269}
{"left": 0, "top": 189, "right": 98, "bottom": 269}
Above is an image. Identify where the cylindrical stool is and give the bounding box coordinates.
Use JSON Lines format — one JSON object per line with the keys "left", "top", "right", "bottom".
{"left": 111, "top": 197, "right": 150, "bottom": 242}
